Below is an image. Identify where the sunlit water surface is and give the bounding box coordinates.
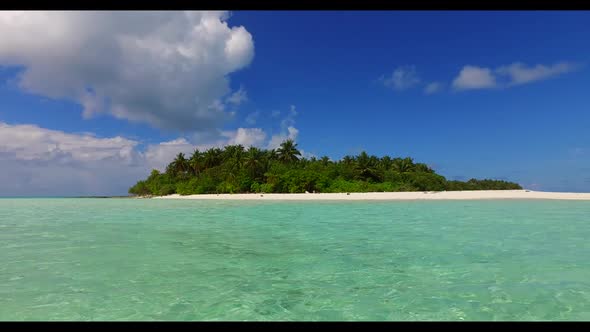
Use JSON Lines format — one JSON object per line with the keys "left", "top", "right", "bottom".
{"left": 1, "top": 198, "right": 589, "bottom": 321}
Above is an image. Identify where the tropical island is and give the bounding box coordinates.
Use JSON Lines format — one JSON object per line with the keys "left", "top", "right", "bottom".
{"left": 129, "top": 140, "right": 521, "bottom": 197}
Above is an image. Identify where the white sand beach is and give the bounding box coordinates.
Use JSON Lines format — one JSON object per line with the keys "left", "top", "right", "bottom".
{"left": 154, "top": 190, "right": 590, "bottom": 201}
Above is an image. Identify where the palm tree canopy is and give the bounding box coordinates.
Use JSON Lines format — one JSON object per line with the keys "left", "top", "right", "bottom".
{"left": 203, "top": 148, "right": 223, "bottom": 169}
{"left": 244, "top": 147, "right": 263, "bottom": 169}
{"left": 168, "top": 152, "right": 189, "bottom": 176}
{"left": 130, "top": 142, "right": 523, "bottom": 196}
{"left": 392, "top": 157, "right": 415, "bottom": 173}
{"left": 188, "top": 149, "right": 202, "bottom": 174}
{"left": 415, "top": 163, "right": 434, "bottom": 173}
{"left": 354, "top": 151, "right": 379, "bottom": 181}
{"left": 277, "top": 139, "right": 301, "bottom": 163}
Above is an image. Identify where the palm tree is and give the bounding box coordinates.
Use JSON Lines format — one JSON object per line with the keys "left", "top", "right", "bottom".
{"left": 299, "top": 157, "right": 311, "bottom": 167}
{"left": 170, "top": 152, "right": 189, "bottom": 177}
{"left": 266, "top": 149, "right": 278, "bottom": 162}
{"left": 354, "top": 151, "right": 379, "bottom": 181}
{"left": 277, "top": 139, "right": 301, "bottom": 164}
{"left": 260, "top": 148, "right": 278, "bottom": 174}
{"left": 415, "top": 163, "right": 434, "bottom": 173}
{"left": 341, "top": 155, "right": 354, "bottom": 165}
{"left": 320, "top": 156, "right": 331, "bottom": 166}
{"left": 243, "top": 146, "right": 264, "bottom": 180}
{"left": 188, "top": 148, "right": 202, "bottom": 176}
{"left": 392, "top": 157, "right": 415, "bottom": 173}
{"left": 369, "top": 155, "right": 380, "bottom": 168}
{"left": 224, "top": 145, "right": 245, "bottom": 160}
{"left": 223, "top": 144, "right": 245, "bottom": 171}
{"left": 203, "top": 148, "right": 223, "bottom": 169}
{"left": 379, "top": 156, "right": 393, "bottom": 170}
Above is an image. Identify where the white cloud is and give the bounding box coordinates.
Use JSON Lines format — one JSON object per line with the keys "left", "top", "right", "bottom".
{"left": 288, "top": 126, "right": 299, "bottom": 138}
{"left": 222, "top": 127, "right": 266, "bottom": 147}
{"left": 226, "top": 86, "right": 248, "bottom": 106}
{"left": 0, "top": 122, "right": 145, "bottom": 196}
{"left": 0, "top": 122, "right": 140, "bottom": 163}
{"left": 424, "top": 82, "right": 443, "bottom": 94}
{"left": 267, "top": 126, "right": 299, "bottom": 150}
{"left": 143, "top": 138, "right": 197, "bottom": 172}
{"left": 496, "top": 62, "right": 578, "bottom": 86}
{"left": 280, "top": 105, "right": 297, "bottom": 128}
{"left": 0, "top": 11, "right": 254, "bottom": 132}
{"left": 382, "top": 65, "right": 421, "bottom": 91}
{"left": 452, "top": 65, "right": 497, "bottom": 90}
{"left": 144, "top": 127, "right": 269, "bottom": 170}
{"left": 267, "top": 105, "right": 299, "bottom": 149}
{"left": 452, "top": 61, "right": 580, "bottom": 91}
{"left": 0, "top": 120, "right": 300, "bottom": 195}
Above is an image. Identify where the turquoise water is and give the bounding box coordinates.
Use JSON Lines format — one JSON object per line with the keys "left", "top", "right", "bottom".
{"left": 1, "top": 198, "right": 590, "bottom": 321}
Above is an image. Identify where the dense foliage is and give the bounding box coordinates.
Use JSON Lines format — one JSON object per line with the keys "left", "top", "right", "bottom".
{"left": 129, "top": 139, "right": 522, "bottom": 196}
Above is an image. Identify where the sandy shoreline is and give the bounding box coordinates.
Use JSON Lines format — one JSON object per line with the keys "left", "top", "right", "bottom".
{"left": 152, "top": 190, "right": 590, "bottom": 201}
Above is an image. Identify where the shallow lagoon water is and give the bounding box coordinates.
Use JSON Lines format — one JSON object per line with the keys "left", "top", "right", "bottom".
{"left": 1, "top": 198, "right": 589, "bottom": 321}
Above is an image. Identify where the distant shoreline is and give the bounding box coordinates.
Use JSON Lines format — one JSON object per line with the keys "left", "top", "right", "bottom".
{"left": 150, "top": 190, "right": 590, "bottom": 201}
{"left": 75, "top": 196, "right": 133, "bottom": 199}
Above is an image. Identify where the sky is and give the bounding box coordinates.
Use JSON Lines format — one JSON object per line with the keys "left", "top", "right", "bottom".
{"left": 0, "top": 11, "right": 589, "bottom": 196}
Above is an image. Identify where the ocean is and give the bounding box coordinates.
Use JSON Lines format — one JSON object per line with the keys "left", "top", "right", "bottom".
{"left": 1, "top": 198, "right": 589, "bottom": 320}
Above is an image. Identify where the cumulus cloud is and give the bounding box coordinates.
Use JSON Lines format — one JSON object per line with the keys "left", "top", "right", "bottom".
{"left": 496, "top": 62, "right": 578, "bottom": 86}
{"left": 452, "top": 65, "right": 497, "bottom": 90}
{"left": 424, "top": 82, "right": 443, "bottom": 94}
{"left": 0, "top": 122, "right": 244, "bottom": 195}
{"left": 222, "top": 127, "right": 266, "bottom": 147}
{"left": 267, "top": 126, "right": 299, "bottom": 150}
{"left": 382, "top": 65, "right": 421, "bottom": 91}
{"left": 0, "top": 11, "right": 254, "bottom": 132}
{"left": 452, "top": 61, "right": 579, "bottom": 91}
{"left": 142, "top": 138, "right": 197, "bottom": 172}
{"left": 0, "top": 122, "right": 140, "bottom": 163}
{"left": 0, "top": 116, "right": 301, "bottom": 195}
{"left": 0, "top": 122, "right": 146, "bottom": 196}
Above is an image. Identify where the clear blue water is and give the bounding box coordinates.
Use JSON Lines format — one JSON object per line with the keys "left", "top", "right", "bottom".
{"left": 1, "top": 198, "right": 589, "bottom": 321}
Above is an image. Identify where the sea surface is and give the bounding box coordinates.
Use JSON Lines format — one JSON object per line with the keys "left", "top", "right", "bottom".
{"left": 1, "top": 198, "right": 589, "bottom": 321}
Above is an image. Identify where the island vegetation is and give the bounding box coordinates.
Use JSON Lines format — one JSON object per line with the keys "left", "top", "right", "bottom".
{"left": 129, "top": 139, "right": 521, "bottom": 196}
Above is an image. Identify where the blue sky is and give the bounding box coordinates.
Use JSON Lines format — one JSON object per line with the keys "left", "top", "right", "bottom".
{"left": 0, "top": 11, "right": 589, "bottom": 195}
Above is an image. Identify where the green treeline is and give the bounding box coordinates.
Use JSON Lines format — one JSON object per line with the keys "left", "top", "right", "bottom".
{"left": 129, "top": 139, "right": 522, "bottom": 196}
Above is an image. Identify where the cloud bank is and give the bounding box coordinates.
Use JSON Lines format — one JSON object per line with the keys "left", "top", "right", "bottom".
{"left": 0, "top": 122, "right": 145, "bottom": 196}
{"left": 0, "top": 106, "right": 300, "bottom": 195}
{"left": 0, "top": 122, "right": 255, "bottom": 196}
